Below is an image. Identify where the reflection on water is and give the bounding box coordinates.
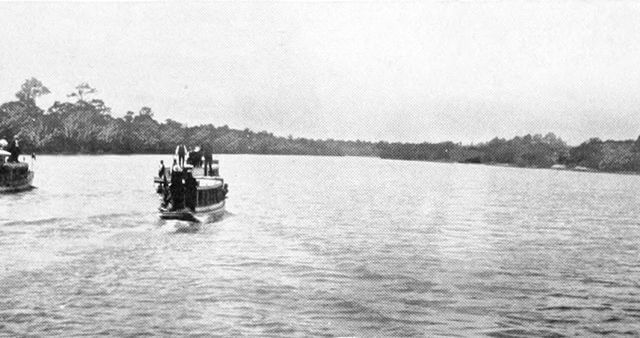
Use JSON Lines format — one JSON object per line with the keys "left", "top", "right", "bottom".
{"left": 2, "top": 155, "right": 640, "bottom": 336}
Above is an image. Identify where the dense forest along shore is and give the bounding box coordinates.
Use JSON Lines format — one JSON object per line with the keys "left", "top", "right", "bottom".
{"left": 3, "top": 78, "right": 640, "bottom": 174}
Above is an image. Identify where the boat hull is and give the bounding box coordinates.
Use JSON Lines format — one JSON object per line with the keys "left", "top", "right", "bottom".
{"left": 0, "top": 171, "right": 34, "bottom": 193}
{"left": 159, "top": 200, "right": 226, "bottom": 223}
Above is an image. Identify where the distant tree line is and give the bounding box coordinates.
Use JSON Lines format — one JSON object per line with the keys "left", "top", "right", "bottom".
{"left": 566, "top": 137, "right": 640, "bottom": 172}
{"left": 0, "top": 78, "right": 377, "bottom": 156}
{"left": 377, "top": 132, "right": 640, "bottom": 173}
{"left": 377, "top": 133, "right": 569, "bottom": 167}
{"left": 2, "top": 78, "right": 640, "bottom": 173}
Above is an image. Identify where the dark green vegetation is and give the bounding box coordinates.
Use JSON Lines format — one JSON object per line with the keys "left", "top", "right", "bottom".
{"left": 378, "top": 134, "right": 569, "bottom": 167}
{"left": 378, "top": 134, "right": 640, "bottom": 173}
{"left": 2, "top": 78, "right": 640, "bottom": 173}
{"left": 379, "top": 134, "right": 640, "bottom": 173}
{"left": 0, "top": 79, "right": 377, "bottom": 156}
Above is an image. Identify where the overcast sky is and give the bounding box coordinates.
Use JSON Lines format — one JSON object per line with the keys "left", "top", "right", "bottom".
{"left": 1, "top": 1, "right": 640, "bottom": 145}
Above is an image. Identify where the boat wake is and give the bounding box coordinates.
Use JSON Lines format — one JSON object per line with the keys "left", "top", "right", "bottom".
{"left": 173, "top": 220, "right": 201, "bottom": 233}
{"left": 159, "top": 210, "right": 232, "bottom": 234}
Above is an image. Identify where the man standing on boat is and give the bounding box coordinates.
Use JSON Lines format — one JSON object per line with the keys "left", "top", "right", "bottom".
{"left": 7, "top": 138, "right": 20, "bottom": 163}
{"left": 175, "top": 144, "right": 188, "bottom": 168}
{"left": 158, "top": 160, "right": 167, "bottom": 180}
{"left": 184, "top": 169, "right": 199, "bottom": 211}
{"left": 169, "top": 165, "right": 185, "bottom": 210}
{"left": 158, "top": 160, "right": 170, "bottom": 207}
{"left": 203, "top": 143, "right": 213, "bottom": 176}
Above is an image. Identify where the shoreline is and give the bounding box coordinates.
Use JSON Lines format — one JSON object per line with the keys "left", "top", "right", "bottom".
{"left": 27, "top": 152, "right": 640, "bottom": 176}
{"left": 379, "top": 157, "right": 640, "bottom": 176}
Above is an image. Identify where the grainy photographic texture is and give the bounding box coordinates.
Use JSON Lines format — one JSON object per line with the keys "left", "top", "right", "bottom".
{"left": 2, "top": 1, "right": 640, "bottom": 336}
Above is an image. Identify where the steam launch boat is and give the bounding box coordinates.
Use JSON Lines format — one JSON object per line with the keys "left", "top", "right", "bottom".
{"left": 0, "top": 150, "right": 34, "bottom": 193}
{"left": 154, "top": 160, "right": 228, "bottom": 225}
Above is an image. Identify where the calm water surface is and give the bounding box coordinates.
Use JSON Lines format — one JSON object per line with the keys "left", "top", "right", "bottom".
{"left": 2, "top": 155, "right": 640, "bottom": 336}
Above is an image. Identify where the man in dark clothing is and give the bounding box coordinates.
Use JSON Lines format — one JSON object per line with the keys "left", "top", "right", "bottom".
{"left": 176, "top": 144, "right": 187, "bottom": 167}
{"left": 158, "top": 160, "right": 167, "bottom": 179}
{"left": 184, "top": 171, "right": 199, "bottom": 211}
{"left": 169, "top": 168, "right": 185, "bottom": 210}
{"left": 158, "top": 160, "right": 169, "bottom": 207}
{"left": 196, "top": 148, "right": 203, "bottom": 167}
{"left": 8, "top": 139, "right": 20, "bottom": 163}
{"left": 203, "top": 143, "right": 213, "bottom": 176}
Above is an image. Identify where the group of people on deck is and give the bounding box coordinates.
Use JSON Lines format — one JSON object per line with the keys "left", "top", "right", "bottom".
{"left": 0, "top": 138, "right": 22, "bottom": 163}
{"left": 158, "top": 159, "right": 198, "bottom": 212}
{"left": 158, "top": 144, "right": 218, "bottom": 212}
{"left": 174, "top": 144, "right": 215, "bottom": 176}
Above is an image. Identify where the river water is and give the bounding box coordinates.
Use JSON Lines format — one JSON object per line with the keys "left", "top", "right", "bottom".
{"left": 1, "top": 155, "right": 640, "bottom": 336}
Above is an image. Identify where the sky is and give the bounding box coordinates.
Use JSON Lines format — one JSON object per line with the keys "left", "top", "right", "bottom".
{"left": 1, "top": 1, "right": 640, "bottom": 145}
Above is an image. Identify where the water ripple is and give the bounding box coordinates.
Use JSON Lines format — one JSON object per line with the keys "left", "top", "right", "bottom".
{"left": 2, "top": 155, "right": 640, "bottom": 336}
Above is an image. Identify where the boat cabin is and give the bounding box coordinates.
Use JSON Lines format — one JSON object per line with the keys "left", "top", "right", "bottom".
{"left": 0, "top": 150, "right": 33, "bottom": 191}
{"left": 195, "top": 177, "right": 226, "bottom": 208}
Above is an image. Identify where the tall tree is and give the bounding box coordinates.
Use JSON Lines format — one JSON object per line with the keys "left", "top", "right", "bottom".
{"left": 67, "top": 82, "right": 97, "bottom": 102}
{"left": 15, "top": 77, "right": 50, "bottom": 105}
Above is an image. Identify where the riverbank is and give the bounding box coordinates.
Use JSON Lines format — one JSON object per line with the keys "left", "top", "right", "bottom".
{"left": 29, "top": 150, "right": 640, "bottom": 176}
{"left": 381, "top": 156, "right": 640, "bottom": 177}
